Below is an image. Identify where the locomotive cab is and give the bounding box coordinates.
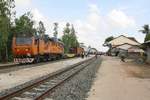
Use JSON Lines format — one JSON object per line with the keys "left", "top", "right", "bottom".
{"left": 12, "top": 35, "right": 65, "bottom": 63}
{"left": 12, "top": 36, "right": 40, "bottom": 63}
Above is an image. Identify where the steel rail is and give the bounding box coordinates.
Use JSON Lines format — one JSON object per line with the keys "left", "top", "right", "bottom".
{"left": 0, "top": 57, "right": 95, "bottom": 100}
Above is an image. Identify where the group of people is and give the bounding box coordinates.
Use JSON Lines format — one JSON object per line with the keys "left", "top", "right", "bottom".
{"left": 81, "top": 52, "right": 98, "bottom": 59}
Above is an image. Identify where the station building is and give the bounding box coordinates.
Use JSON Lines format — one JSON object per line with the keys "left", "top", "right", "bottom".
{"left": 107, "top": 35, "right": 144, "bottom": 59}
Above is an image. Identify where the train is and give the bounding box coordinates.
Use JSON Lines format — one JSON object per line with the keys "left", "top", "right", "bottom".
{"left": 12, "top": 35, "right": 84, "bottom": 63}
{"left": 67, "top": 47, "right": 84, "bottom": 57}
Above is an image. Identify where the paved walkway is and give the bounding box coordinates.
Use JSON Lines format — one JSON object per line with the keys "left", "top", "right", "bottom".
{"left": 87, "top": 56, "right": 150, "bottom": 100}
{"left": 0, "top": 57, "right": 92, "bottom": 92}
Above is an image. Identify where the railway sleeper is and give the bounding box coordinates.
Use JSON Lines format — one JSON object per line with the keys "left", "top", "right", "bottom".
{"left": 22, "top": 91, "right": 41, "bottom": 98}
{"left": 11, "top": 97, "right": 32, "bottom": 100}
{"left": 39, "top": 85, "right": 49, "bottom": 88}
{"left": 33, "top": 88, "right": 45, "bottom": 92}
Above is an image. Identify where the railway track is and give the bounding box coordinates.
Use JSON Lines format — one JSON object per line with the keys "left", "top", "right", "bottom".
{"left": 0, "top": 57, "right": 95, "bottom": 100}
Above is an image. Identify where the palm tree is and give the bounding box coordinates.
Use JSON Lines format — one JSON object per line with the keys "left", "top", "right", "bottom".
{"left": 140, "top": 24, "right": 150, "bottom": 42}
{"left": 53, "top": 22, "right": 58, "bottom": 38}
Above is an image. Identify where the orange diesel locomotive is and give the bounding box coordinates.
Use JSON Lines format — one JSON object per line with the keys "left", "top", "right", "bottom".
{"left": 69, "top": 47, "right": 84, "bottom": 57}
{"left": 12, "top": 35, "right": 64, "bottom": 63}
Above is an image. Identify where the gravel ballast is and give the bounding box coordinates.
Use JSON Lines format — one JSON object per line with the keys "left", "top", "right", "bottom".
{"left": 45, "top": 57, "right": 102, "bottom": 100}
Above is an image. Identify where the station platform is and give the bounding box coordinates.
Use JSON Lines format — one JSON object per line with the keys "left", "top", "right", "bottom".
{"left": 0, "top": 63, "right": 17, "bottom": 67}
{"left": 87, "top": 56, "right": 150, "bottom": 100}
{"left": 0, "top": 56, "right": 93, "bottom": 92}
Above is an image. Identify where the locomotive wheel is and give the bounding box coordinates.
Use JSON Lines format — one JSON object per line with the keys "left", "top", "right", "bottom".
{"left": 56, "top": 55, "right": 59, "bottom": 60}
{"left": 43, "top": 55, "right": 49, "bottom": 62}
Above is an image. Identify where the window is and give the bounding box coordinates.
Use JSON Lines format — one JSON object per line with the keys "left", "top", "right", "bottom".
{"left": 16, "top": 37, "right": 32, "bottom": 45}
{"left": 35, "top": 39, "right": 38, "bottom": 45}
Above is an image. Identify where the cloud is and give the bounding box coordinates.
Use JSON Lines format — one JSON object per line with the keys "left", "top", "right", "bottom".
{"left": 108, "top": 9, "right": 135, "bottom": 28}
{"left": 15, "top": 0, "right": 31, "bottom": 6}
{"left": 31, "top": 8, "right": 66, "bottom": 37}
{"left": 31, "top": 9, "right": 44, "bottom": 21}
{"left": 31, "top": 8, "right": 52, "bottom": 35}
{"left": 88, "top": 4, "right": 100, "bottom": 14}
{"left": 31, "top": 4, "right": 137, "bottom": 51}
{"left": 20, "top": 4, "right": 137, "bottom": 51}
{"left": 73, "top": 4, "right": 137, "bottom": 51}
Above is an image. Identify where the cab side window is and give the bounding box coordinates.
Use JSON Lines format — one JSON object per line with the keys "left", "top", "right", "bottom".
{"left": 35, "top": 39, "right": 38, "bottom": 45}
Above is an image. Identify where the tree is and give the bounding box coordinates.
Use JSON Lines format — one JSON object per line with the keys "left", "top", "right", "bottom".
{"left": 140, "top": 25, "right": 150, "bottom": 34}
{"left": 37, "top": 21, "right": 46, "bottom": 37}
{"left": 62, "top": 23, "right": 70, "bottom": 53}
{"left": 53, "top": 22, "right": 58, "bottom": 38}
{"left": 63, "top": 23, "right": 70, "bottom": 34}
{"left": 140, "top": 24, "right": 150, "bottom": 42}
{"left": 12, "top": 12, "right": 36, "bottom": 37}
{"left": 0, "top": 0, "right": 15, "bottom": 62}
{"left": 104, "top": 36, "right": 114, "bottom": 43}
{"left": 70, "top": 25, "right": 79, "bottom": 47}
{"left": 62, "top": 23, "right": 79, "bottom": 53}
{"left": 103, "top": 36, "right": 114, "bottom": 56}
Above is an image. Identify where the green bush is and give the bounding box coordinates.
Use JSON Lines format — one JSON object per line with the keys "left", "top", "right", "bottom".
{"left": 8, "top": 54, "right": 13, "bottom": 62}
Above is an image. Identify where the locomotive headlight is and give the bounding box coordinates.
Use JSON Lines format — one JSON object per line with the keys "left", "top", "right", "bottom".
{"left": 25, "top": 48, "right": 29, "bottom": 51}
{"left": 16, "top": 49, "right": 20, "bottom": 52}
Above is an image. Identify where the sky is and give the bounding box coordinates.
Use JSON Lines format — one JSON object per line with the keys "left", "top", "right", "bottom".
{"left": 15, "top": 0, "right": 150, "bottom": 51}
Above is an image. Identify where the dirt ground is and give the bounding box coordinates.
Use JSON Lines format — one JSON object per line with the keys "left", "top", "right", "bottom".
{"left": 87, "top": 56, "right": 150, "bottom": 100}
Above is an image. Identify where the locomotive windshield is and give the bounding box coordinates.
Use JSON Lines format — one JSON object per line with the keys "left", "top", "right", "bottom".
{"left": 16, "top": 37, "right": 32, "bottom": 45}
